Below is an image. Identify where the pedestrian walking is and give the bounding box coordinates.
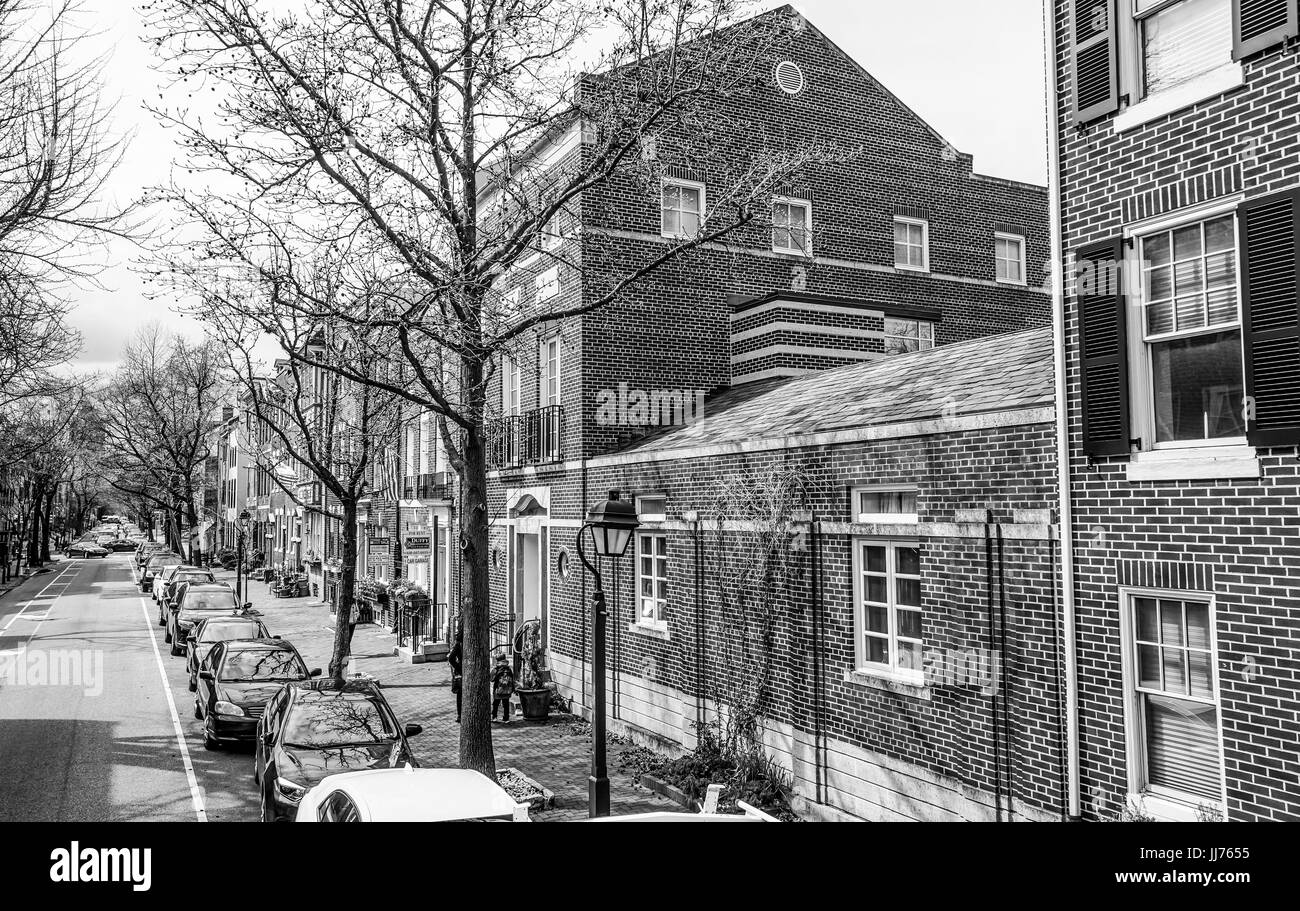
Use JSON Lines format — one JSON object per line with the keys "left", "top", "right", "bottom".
{"left": 490, "top": 652, "right": 515, "bottom": 723}
{"left": 447, "top": 629, "right": 463, "bottom": 723}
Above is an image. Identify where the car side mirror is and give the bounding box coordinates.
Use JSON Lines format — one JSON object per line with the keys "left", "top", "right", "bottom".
{"left": 273, "top": 635, "right": 282, "bottom": 640}
{"left": 243, "top": 602, "right": 252, "bottom": 611}
{"left": 404, "top": 723, "right": 423, "bottom": 737}
{"left": 199, "top": 671, "right": 214, "bottom": 681}
{"left": 309, "top": 668, "right": 323, "bottom": 678}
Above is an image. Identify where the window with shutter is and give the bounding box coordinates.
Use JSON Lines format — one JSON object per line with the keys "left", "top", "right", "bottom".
{"left": 1072, "top": 0, "right": 1120, "bottom": 121}
{"left": 1233, "top": 0, "right": 1299, "bottom": 59}
{"left": 1240, "top": 189, "right": 1300, "bottom": 446}
{"left": 1076, "top": 239, "right": 1132, "bottom": 456}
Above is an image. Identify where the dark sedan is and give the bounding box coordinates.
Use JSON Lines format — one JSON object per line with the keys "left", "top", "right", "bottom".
{"left": 254, "top": 679, "right": 422, "bottom": 822}
{"left": 195, "top": 640, "right": 319, "bottom": 750}
{"left": 66, "top": 541, "right": 109, "bottom": 559}
{"left": 186, "top": 615, "right": 272, "bottom": 690}
{"left": 156, "top": 566, "right": 217, "bottom": 626}
{"left": 166, "top": 583, "right": 245, "bottom": 655}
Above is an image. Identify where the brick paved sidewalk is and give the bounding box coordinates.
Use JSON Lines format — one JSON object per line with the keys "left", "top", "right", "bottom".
{"left": 214, "top": 566, "right": 672, "bottom": 821}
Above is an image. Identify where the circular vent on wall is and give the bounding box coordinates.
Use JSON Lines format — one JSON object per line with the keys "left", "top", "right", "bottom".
{"left": 774, "top": 60, "right": 805, "bottom": 95}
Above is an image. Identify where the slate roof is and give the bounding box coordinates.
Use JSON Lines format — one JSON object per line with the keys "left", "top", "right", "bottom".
{"left": 619, "top": 326, "right": 1054, "bottom": 456}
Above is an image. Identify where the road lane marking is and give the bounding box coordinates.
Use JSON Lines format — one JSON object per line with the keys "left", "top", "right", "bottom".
{"left": 132, "top": 561, "right": 207, "bottom": 822}
{"left": 0, "top": 562, "right": 79, "bottom": 636}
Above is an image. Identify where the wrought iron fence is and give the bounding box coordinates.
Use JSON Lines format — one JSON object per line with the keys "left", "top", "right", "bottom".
{"left": 487, "top": 405, "right": 564, "bottom": 469}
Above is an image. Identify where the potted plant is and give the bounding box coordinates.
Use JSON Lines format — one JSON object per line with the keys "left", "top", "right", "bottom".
{"left": 514, "top": 620, "right": 554, "bottom": 721}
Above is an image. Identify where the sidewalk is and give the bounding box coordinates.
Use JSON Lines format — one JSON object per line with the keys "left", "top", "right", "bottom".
{"left": 213, "top": 566, "right": 672, "bottom": 821}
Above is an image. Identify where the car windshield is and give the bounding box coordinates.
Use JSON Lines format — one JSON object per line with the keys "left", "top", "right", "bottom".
{"left": 148, "top": 556, "right": 178, "bottom": 569}
{"left": 220, "top": 649, "right": 306, "bottom": 682}
{"left": 175, "top": 572, "right": 213, "bottom": 585}
{"left": 199, "top": 620, "right": 263, "bottom": 643}
{"left": 183, "top": 592, "right": 237, "bottom": 612}
{"left": 281, "top": 696, "right": 397, "bottom": 748}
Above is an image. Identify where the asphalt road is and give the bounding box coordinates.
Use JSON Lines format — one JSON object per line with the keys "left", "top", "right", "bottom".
{"left": 0, "top": 555, "right": 260, "bottom": 821}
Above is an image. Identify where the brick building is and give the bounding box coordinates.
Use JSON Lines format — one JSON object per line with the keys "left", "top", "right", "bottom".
{"left": 480, "top": 5, "right": 1058, "bottom": 820}
{"left": 1053, "top": 0, "right": 1300, "bottom": 820}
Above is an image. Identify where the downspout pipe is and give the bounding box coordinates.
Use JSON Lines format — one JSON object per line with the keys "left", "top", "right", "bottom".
{"left": 1044, "top": 0, "right": 1083, "bottom": 822}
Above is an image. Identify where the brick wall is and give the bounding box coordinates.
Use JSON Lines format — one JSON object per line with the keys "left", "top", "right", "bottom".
{"left": 1054, "top": 2, "right": 1300, "bottom": 821}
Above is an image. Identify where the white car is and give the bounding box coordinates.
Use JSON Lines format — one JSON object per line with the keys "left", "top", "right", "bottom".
{"left": 295, "top": 767, "right": 531, "bottom": 822}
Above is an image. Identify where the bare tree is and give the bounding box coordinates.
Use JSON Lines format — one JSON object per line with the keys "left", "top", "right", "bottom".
{"left": 209, "top": 289, "right": 405, "bottom": 684}
{"left": 144, "top": 0, "right": 850, "bottom": 778}
{"left": 97, "top": 327, "right": 225, "bottom": 559}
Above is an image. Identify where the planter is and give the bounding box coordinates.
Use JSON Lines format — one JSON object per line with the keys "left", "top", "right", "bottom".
{"left": 515, "top": 688, "right": 551, "bottom": 721}
{"left": 496, "top": 767, "right": 554, "bottom": 811}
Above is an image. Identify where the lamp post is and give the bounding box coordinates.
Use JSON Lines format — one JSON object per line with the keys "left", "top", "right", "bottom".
{"left": 575, "top": 490, "right": 640, "bottom": 818}
{"left": 236, "top": 509, "right": 251, "bottom": 604}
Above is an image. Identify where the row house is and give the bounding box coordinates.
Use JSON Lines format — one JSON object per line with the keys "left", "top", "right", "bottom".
{"left": 481, "top": 5, "right": 1056, "bottom": 820}
{"left": 1053, "top": 0, "right": 1300, "bottom": 820}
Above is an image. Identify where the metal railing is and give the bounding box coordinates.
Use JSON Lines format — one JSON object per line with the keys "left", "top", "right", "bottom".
{"left": 487, "top": 405, "right": 564, "bottom": 469}
{"left": 391, "top": 599, "right": 450, "bottom": 646}
{"left": 402, "top": 472, "right": 450, "bottom": 500}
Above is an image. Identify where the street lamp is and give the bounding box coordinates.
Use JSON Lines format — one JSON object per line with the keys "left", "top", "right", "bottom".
{"left": 575, "top": 490, "right": 640, "bottom": 818}
{"left": 236, "top": 509, "right": 251, "bottom": 603}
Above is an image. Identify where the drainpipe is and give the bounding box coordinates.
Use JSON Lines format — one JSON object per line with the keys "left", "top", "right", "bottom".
{"left": 1044, "top": 0, "right": 1082, "bottom": 822}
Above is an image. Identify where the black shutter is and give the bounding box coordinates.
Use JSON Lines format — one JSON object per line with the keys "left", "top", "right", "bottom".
{"left": 1077, "top": 238, "right": 1131, "bottom": 457}
{"left": 1072, "top": 0, "right": 1120, "bottom": 122}
{"left": 1240, "top": 190, "right": 1300, "bottom": 447}
{"left": 1233, "top": 0, "right": 1300, "bottom": 60}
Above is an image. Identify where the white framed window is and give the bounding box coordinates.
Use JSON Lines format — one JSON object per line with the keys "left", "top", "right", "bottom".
{"left": 1132, "top": 208, "right": 1245, "bottom": 448}
{"left": 540, "top": 335, "right": 561, "bottom": 408}
{"left": 772, "top": 197, "right": 812, "bottom": 255}
{"left": 501, "top": 286, "right": 521, "bottom": 313}
{"left": 1119, "top": 589, "right": 1225, "bottom": 818}
{"left": 1132, "top": 0, "right": 1234, "bottom": 101}
{"left": 853, "top": 486, "right": 918, "bottom": 524}
{"left": 883, "top": 317, "right": 935, "bottom": 355}
{"left": 995, "top": 232, "right": 1027, "bottom": 285}
{"left": 501, "top": 358, "right": 522, "bottom": 417}
{"left": 540, "top": 208, "right": 565, "bottom": 252}
{"left": 635, "top": 494, "right": 667, "bottom": 522}
{"left": 404, "top": 422, "right": 416, "bottom": 475}
{"left": 661, "top": 179, "right": 705, "bottom": 239}
{"left": 635, "top": 531, "right": 669, "bottom": 628}
{"left": 418, "top": 410, "right": 431, "bottom": 475}
{"left": 893, "top": 216, "right": 929, "bottom": 271}
{"left": 853, "top": 540, "right": 923, "bottom": 680}
{"left": 535, "top": 266, "right": 560, "bottom": 302}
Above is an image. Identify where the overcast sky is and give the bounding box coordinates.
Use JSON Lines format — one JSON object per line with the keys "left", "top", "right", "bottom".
{"left": 65, "top": 0, "right": 1050, "bottom": 374}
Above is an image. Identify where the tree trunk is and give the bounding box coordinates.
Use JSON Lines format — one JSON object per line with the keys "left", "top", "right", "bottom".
{"left": 459, "top": 425, "right": 497, "bottom": 781}
{"left": 25, "top": 487, "right": 43, "bottom": 566}
{"left": 328, "top": 497, "right": 360, "bottom": 685}
{"left": 185, "top": 499, "right": 201, "bottom": 565}
{"left": 39, "top": 486, "right": 55, "bottom": 562}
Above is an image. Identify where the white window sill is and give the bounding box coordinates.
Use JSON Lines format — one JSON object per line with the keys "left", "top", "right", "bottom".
{"left": 996, "top": 277, "right": 1028, "bottom": 287}
{"left": 1126, "top": 445, "right": 1260, "bottom": 482}
{"left": 1114, "top": 63, "right": 1245, "bottom": 133}
{"left": 771, "top": 246, "right": 813, "bottom": 258}
{"left": 628, "top": 621, "right": 669, "bottom": 640}
{"left": 843, "top": 668, "right": 930, "bottom": 701}
{"left": 1125, "top": 791, "right": 1218, "bottom": 823}
{"left": 894, "top": 263, "right": 930, "bottom": 274}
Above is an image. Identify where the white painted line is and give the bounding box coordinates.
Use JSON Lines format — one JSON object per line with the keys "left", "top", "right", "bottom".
{"left": 0, "top": 562, "right": 79, "bottom": 636}
{"left": 136, "top": 567, "right": 207, "bottom": 823}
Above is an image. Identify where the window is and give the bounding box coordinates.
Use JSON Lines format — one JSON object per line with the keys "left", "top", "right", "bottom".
{"left": 772, "top": 197, "right": 812, "bottom": 255}
{"left": 501, "top": 286, "right": 521, "bottom": 314}
{"left": 418, "top": 411, "right": 431, "bottom": 474}
{"left": 854, "top": 487, "right": 918, "bottom": 523}
{"left": 1137, "top": 211, "right": 1245, "bottom": 446}
{"left": 540, "top": 207, "right": 565, "bottom": 252}
{"left": 893, "top": 217, "right": 929, "bottom": 271}
{"left": 1123, "top": 591, "right": 1223, "bottom": 811}
{"left": 995, "top": 232, "right": 1027, "bottom": 285}
{"left": 883, "top": 317, "right": 935, "bottom": 355}
{"left": 635, "top": 532, "right": 668, "bottom": 627}
{"left": 854, "top": 541, "right": 922, "bottom": 679}
{"left": 635, "top": 494, "right": 667, "bottom": 522}
{"left": 1135, "top": 0, "right": 1233, "bottom": 99}
{"left": 540, "top": 335, "right": 561, "bottom": 408}
{"left": 661, "top": 179, "right": 705, "bottom": 239}
{"left": 501, "top": 358, "right": 521, "bottom": 417}
{"left": 535, "top": 266, "right": 560, "bottom": 302}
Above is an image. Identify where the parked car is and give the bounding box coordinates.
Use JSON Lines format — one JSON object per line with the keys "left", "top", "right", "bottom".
{"left": 157, "top": 567, "right": 218, "bottom": 626}
{"left": 66, "top": 541, "right": 109, "bottom": 559}
{"left": 166, "top": 582, "right": 244, "bottom": 655}
{"left": 108, "top": 539, "right": 137, "bottom": 552}
{"left": 194, "top": 639, "right": 319, "bottom": 750}
{"left": 140, "top": 552, "right": 181, "bottom": 592}
{"left": 254, "top": 678, "right": 423, "bottom": 822}
{"left": 295, "top": 767, "right": 529, "bottom": 822}
{"left": 186, "top": 614, "right": 273, "bottom": 690}
{"left": 151, "top": 560, "right": 185, "bottom": 602}
{"left": 135, "top": 542, "right": 166, "bottom": 569}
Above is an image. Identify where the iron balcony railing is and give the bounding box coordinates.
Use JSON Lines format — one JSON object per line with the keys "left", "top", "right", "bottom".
{"left": 402, "top": 472, "right": 450, "bottom": 500}
{"left": 487, "top": 405, "right": 565, "bottom": 469}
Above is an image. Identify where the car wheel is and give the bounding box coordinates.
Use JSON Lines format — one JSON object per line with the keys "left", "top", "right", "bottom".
{"left": 188, "top": 676, "right": 197, "bottom": 693}
{"left": 170, "top": 639, "right": 183, "bottom": 657}
{"left": 163, "top": 627, "right": 171, "bottom": 644}
{"left": 204, "top": 728, "right": 220, "bottom": 751}
{"left": 194, "top": 699, "right": 202, "bottom": 720}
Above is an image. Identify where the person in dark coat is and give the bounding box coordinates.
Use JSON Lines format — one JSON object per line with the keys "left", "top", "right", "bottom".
{"left": 490, "top": 652, "right": 515, "bottom": 723}
{"left": 447, "top": 630, "right": 464, "bottom": 722}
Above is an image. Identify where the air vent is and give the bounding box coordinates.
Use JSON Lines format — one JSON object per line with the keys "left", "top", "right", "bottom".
{"left": 773, "top": 60, "right": 805, "bottom": 95}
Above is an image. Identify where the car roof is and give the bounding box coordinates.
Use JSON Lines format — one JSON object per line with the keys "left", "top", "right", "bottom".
{"left": 293, "top": 679, "right": 383, "bottom": 701}
{"left": 318, "top": 769, "right": 519, "bottom": 822}
{"left": 184, "top": 582, "right": 233, "bottom": 592}
{"left": 221, "top": 637, "right": 289, "bottom": 652}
